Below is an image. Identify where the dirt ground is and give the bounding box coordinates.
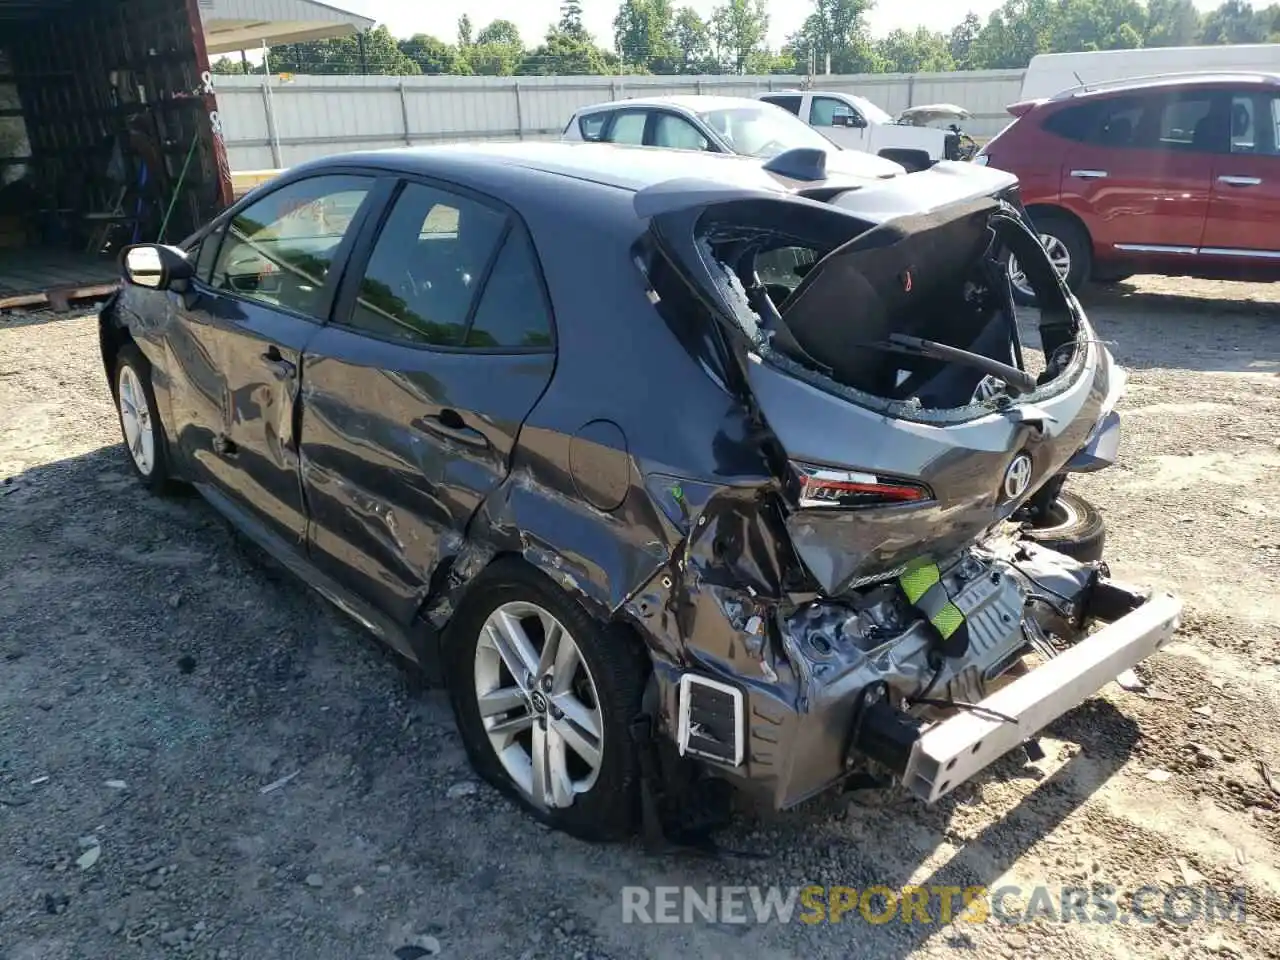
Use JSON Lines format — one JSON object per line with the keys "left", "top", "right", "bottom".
{"left": 1, "top": 276, "right": 1279, "bottom": 960}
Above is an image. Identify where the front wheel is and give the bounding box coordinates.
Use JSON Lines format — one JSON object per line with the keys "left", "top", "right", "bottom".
{"left": 112, "top": 344, "right": 173, "bottom": 493}
{"left": 444, "top": 560, "right": 648, "bottom": 842}
{"left": 1006, "top": 215, "right": 1091, "bottom": 306}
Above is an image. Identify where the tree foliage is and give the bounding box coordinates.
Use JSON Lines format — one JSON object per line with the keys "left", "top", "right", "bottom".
{"left": 224, "top": 0, "right": 1280, "bottom": 80}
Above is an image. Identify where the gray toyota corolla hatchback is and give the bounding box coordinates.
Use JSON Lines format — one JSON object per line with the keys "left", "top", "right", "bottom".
{"left": 100, "top": 142, "right": 1180, "bottom": 843}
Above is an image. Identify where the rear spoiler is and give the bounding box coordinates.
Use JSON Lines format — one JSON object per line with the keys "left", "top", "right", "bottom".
{"left": 1005, "top": 99, "right": 1046, "bottom": 118}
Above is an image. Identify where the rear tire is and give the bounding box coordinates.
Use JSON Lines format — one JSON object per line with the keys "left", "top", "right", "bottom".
{"left": 1021, "top": 490, "right": 1106, "bottom": 563}
{"left": 443, "top": 559, "right": 648, "bottom": 842}
{"left": 1007, "top": 214, "right": 1092, "bottom": 306}
{"left": 112, "top": 344, "right": 174, "bottom": 494}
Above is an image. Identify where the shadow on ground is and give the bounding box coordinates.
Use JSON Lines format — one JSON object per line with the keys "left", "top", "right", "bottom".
{"left": 0, "top": 442, "right": 1149, "bottom": 958}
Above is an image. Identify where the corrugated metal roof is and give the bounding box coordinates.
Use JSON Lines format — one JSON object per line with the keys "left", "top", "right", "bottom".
{"left": 0, "top": 0, "right": 373, "bottom": 49}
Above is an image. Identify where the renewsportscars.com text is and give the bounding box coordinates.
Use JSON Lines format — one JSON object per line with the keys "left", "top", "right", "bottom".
{"left": 620, "top": 884, "right": 1249, "bottom": 926}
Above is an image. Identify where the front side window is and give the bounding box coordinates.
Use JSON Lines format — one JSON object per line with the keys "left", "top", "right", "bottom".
{"left": 193, "top": 223, "right": 225, "bottom": 282}
{"left": 210, "top": 175, "right": 372, "bottom": 319}
{"left": 651, "top": 112, "right": 711, "bottom": 151}
{"left": 810, "top": 96, "right": 856, "bottom": 127}
{"left": 348, "top": 182, "right": 506, "bottom": 347}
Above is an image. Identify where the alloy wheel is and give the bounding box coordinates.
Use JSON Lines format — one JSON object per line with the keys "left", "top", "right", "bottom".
{"left": 117, "top": 364, "right": 155, "bottom": 477}
{"left": 1008, "top": 233, "right": 1071, "bottom": 299}
{"left": 473, "top": 601, "right": 604, "bottom": 809}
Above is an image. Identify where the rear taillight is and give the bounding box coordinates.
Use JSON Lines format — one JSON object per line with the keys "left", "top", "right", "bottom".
{"left": 792, "top": 463, "right": 932, "bottom": 509}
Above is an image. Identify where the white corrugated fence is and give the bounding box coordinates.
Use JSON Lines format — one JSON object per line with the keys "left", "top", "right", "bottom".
{"left": 213, "top": 70, "right": 1027, "bottom": 170}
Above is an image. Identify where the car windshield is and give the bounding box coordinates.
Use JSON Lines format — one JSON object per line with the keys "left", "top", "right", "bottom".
{"left": 697, "top": 104, "right": 837, "bottom": 158}
{"left": 850, "top": 96, "right": 894, "bottom": 125}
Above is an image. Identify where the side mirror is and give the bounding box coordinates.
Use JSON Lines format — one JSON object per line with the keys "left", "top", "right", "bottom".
{"left": 121, "top": 244, "right": 193, "bottom": 291}
{"left": 833, "top": 113, "right": 865, "bottom": 129}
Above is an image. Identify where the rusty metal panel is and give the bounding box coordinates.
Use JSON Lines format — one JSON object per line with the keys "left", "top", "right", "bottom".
{"left": 6, "top": 0, "right": 231, "bottom": 246}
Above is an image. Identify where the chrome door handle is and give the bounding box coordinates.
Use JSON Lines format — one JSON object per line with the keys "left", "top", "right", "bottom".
{"left": 1218, "top": 175, "right": 1261, "bottom": 187}
{"left": 1070, "top": 169, "right": 1108, "bottom": 180}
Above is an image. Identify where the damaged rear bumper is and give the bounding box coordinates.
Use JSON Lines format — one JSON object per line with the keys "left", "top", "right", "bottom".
{"left": 897, "top": 589, "right": 1181, "bottom": 802}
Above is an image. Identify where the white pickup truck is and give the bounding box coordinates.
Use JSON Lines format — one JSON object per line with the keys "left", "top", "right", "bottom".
{"left": 757, "top": 90, "right": 974, "bottom": 171}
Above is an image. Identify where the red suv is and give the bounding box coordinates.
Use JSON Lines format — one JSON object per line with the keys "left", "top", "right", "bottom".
{"left": 976, "top": 73, "right": 1280, "bottom": 302}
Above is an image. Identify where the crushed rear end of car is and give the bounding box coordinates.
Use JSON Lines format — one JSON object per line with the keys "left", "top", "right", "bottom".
{"left": 625, "top": 161, "right": 1180, "bottom": 811}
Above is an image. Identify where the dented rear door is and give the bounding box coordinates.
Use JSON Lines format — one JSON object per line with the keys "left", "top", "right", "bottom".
{"left": 297, "top": 180, "right": 556, "bottom": 626}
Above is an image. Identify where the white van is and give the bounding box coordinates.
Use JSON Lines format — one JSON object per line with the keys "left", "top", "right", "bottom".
{"left": 1021, "top": 44, "right": 1280, "bottom": 100}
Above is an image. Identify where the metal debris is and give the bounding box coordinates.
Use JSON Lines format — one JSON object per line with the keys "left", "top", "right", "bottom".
{"left": 259, "top": 771, "right": 299, "bottom": 795}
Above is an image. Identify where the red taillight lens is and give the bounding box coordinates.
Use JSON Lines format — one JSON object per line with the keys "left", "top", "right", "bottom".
{"left": 792, "top": 463, "right": 932, "bottom": 509}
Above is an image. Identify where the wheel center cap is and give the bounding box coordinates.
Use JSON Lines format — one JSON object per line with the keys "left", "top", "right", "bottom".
{"left": 530, "top": 690, "right": 548, "bottom": 714}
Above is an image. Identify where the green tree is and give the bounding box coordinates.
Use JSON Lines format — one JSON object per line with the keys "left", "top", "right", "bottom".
{"left": 1049, "top": 0, "right": 1145, "bottom": 52}
{"left": 466, "top": 42, "right": 525, "bottom": 75}
{"left": 210, "top": 57, "right": 250, "bottom": 75}
{"left": 614, "top": 0, "right": 680, "bottom": 72}
{"left": 270, "top": 26, "right": 420, "bottom": 75}
{"left": 457, "top": 14, "right": 473, "bottom": 47}
{"left": 520, "top": 26, "right": 616, "bottom": 75}
{"left": 1199, "top": 0, "right": 1270, "bottom": 41}
{"left": 672, "top": 7, "right": 716, "bottom": 72}
{"left": 711, "top": 0, "right": 770, "bottom": 73}
{"left": 1144, "top": 0, "right": 1202, "bottom": 44}
{"left": 878, "top": 27, "right": 956, "bottom": 72}
{"left": 784, "top": 0, "right": 881, "bottom": 75}
{"left": 477, "top": 20, "right": 522, "bottom": 46}
{"left": 560, "top": 0, "right": 589, "bottom": 40}
{"left": 398, "top": 34, "right": 465, "bottom": 74}
{"left": 968, "top": 0, "right": 1056, "bottom": 68}
{"left": 948, "top": 12, "right": 983, "bottom": 68}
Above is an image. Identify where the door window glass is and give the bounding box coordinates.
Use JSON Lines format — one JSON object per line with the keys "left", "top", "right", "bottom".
{"left": 210, "top": 175, "right": 371, "bottom": 318}
{"left": 762, "top": 95, "right": 802, "bottom": 116}
{"left": 193, "top": 223, "right": 224, "bottom": 282}
{"left": 652, "top": 112, "right": 710, "bottom": 151}
{"left": 606, "top": 111, "right": 647, "bottom": 145}
{"left": 348, "top": 182, "right": 506, "bottom": 347}
{"left": 464, "top": 228, "right": 554, "bottom": 349}
{"left": 1156, "top": 95, "right": 1218, "bottom": 151}
{"left": 1230, "top": 94, "right": 1257, "bottom": 153}
{"left": 809, "top": 97, "right": 857, "bottom": 127}
{"left": 578, "top": 113, "right": 607, "bottom": 141}
{"left": 1089, "top": 98, "right": 1144, "bottom": 148}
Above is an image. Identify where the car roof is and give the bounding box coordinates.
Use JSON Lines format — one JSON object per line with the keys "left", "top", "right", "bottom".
{"left": 1050, "top": 71, "right": 1280, "bottom": 101}
{"left": 573, "top": 94, "right": 771, "bottom": 114}
{"left": 303, "top": 140, "right": 886, "bottom": 198}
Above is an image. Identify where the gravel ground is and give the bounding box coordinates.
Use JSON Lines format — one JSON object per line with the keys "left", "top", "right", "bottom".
{"left": 1, "top": 276, "right": 1279, "bottom": 960}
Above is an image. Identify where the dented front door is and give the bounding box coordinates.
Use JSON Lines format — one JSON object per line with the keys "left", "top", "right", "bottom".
{"left": 297, "top": 180, "right": 556, "bottom": 626}
{"left": 168, "top": 173, "right": 377, "bottom": 546}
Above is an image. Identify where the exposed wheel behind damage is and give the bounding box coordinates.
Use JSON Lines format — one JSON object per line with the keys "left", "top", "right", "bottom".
{"left": 1021, "top": 490, "right": 1106, "bottom": 563}
{"left": 443, "top": 560, "right": 648, "bottom": 842}
{"left": 1006, "top": 214, "right": 1091, "bottom": 306}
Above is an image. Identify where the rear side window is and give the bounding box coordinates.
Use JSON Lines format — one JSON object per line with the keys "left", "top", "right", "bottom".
{"left": 763, "top": 95, "right": 802, "bottom": 116}
{"left": 578, "top": 113, "right": 607, "bottom": 142}
{"left": 1041, "top": 103, "right": 1100, "bottom": 142}
{"left": 1156, "top": 95, "right": 1217, "bottom": 151}
{"left": 348, "top": 182, "right": 506, "bottom": 347}
{"left": 465, "top": 229, "right": 554, "bottom": 349}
